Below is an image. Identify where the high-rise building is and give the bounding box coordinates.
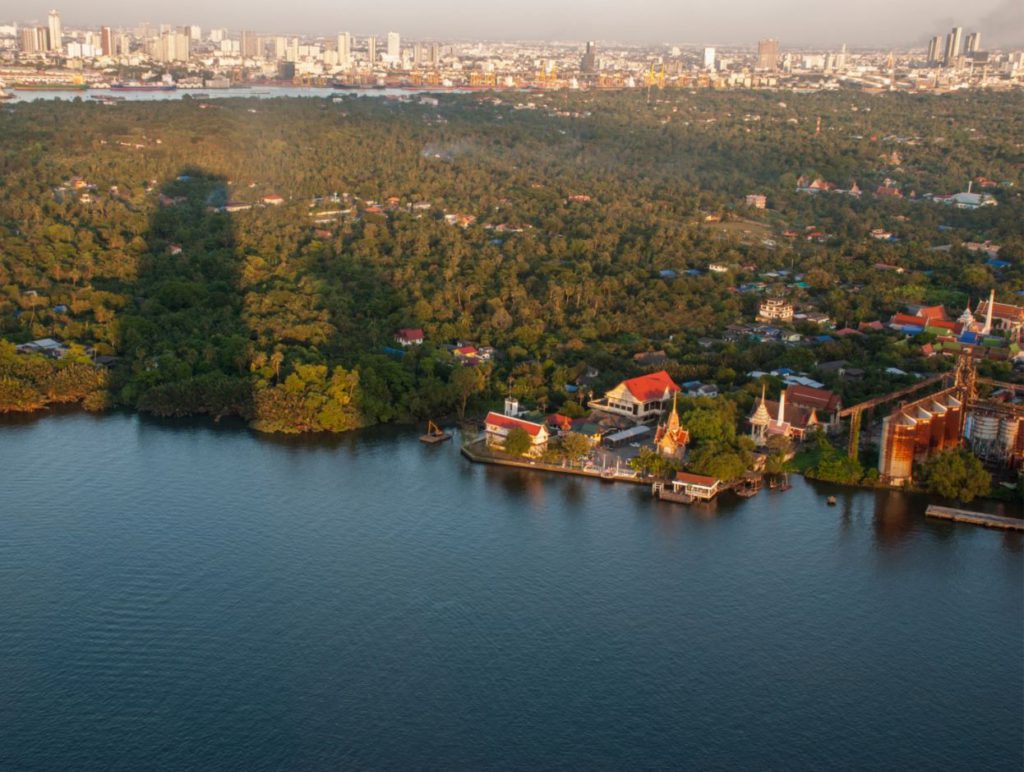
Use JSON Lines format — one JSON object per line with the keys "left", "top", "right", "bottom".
{"left": 367, "top": 36, "right": 376, "bottom": 64}
{"left": 19, "top": 26, "right": 48, "bottom": 53}
{"left": 944, "top": 26, "right": 963, "bottom": 66}
{"left": 241, "top": 30, "right": 260, "bottom": 59}
{"left": 209, "top": 28, "right": 226, "bottom": 43}
{"left": 272, "top": 36, "right": 288, "bottom": 61}
{"left": 581, "top": 41, "right": 597, "bottom": 73}
{"left": 703, "top": 46, "right": 716, "bottom": 70}
{"left": 757, "top": 38, "right": 779, "bottom": 71}
{"left": 927, "top": 36, "right": 942, "bottom": 64}
{"left": 413, "top": 43, "right": 423, "bottom": 67}
{"left": 101, "top": 26, "right": 113, "bottom": 56}
{"left": 47, "top": 9, "right": 62, "bottom": 53}
{"left": 386, "top": 31, "right": 400, "bottom": 60}
{"left": 155, "top": 29, "right": 190, "bottom": 62}
{"left": 337, "top": 32, "right": 351, "bottom": 66}
{"left": 965, "top": 32, "right": 981, "bottom": 54}
{"left": 836, "top": 43, "right": 848, "bottom": 70}
{"left": 430, "top": 42, "right": 441, "bottom": 68}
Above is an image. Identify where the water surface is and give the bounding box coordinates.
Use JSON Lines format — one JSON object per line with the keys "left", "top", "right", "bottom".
{"left": 1, "top": 411, "right": 1021, "bottom": 769}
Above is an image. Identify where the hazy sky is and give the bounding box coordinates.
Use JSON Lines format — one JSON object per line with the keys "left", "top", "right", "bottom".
{"left": 6, "top": 0, "right": 1024, "bottom": 48}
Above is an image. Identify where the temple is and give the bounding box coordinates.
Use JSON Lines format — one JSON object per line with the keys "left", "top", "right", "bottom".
{"left": 654, "top": 393, "right": 690, "bottom": 460}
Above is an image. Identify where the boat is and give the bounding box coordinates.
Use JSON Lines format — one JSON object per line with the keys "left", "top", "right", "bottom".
{"left": 110, "top": 82, "right": 177, "bottom": 92}
{"left": 419, "top": 420, "right": 451, "bottom": 444}
{"left": 600, "top": 468, "right": 617, "bottom": 481}
{"left": 827, "top": 496, "right": 837, "bottom": 506}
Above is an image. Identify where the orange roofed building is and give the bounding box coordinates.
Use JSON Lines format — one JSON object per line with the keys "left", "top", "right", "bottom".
{"left": 484, "top": 412, "right": 550, "bottom": 456}
{"left": 590, "top": 370, "right": 681, "bottom": 423}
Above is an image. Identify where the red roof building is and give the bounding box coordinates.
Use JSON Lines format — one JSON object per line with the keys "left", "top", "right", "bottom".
{"left": 591, "top": 370, "right": 681, "bottom": 422}
{"left": 785, "top": 384, "right": 842, "bottom": 425}
{"left": 395, "top": 328, "right": 424, "bottom": 346}
{"left": 484, "top": 411, "right": 550, "bottom": 455}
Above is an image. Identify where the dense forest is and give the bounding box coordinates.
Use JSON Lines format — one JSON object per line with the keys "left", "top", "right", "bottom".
{"left": 0, "top": 88, "right": 1021, "bottom": 430}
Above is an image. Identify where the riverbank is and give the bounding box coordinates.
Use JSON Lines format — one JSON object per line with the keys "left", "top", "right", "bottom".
{"left": 460, "top": 437, "right": 648, "bottom": 485}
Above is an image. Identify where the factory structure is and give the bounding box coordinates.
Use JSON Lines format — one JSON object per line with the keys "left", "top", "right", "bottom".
{"left": 878, "top": 350, "right": 1023, "bottom": 484}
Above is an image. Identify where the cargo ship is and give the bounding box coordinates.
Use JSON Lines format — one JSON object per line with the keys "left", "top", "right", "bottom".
{"left": 110, "top": 81, "right": 177, "bottom": 91}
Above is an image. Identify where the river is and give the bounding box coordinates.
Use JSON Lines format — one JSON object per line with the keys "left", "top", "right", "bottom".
{"left": 2, "top": 86, "right": 461, "bottom": 104}
{"left": 1, "top": 411, "right": 1021, "bottom": 769}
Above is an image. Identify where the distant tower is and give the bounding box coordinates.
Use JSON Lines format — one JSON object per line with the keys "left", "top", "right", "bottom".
{"left": 47, "top": 9, "right": 62, "bottom": 53}
{"left": 927, "top": 36, "right": 942, "bottom": 64}
{"left": 337, "top": 32, "right": 351, "bottom": 67}
{"left": 581, "top": 41, "right": 597, "bottom": 74}
{"left": 703, "top": 46, "right": 716, "bottom": 70}
{"left": 944, "top": 26, "right": 963, "bottom": 66}
{"left": 965, "top": 32, "right": 981, "bottom": 54}
{"left": 386, "top": 31, "right": 400, "bottom": 60}
{"left": 757, "top": 38, "right": 779, "bottom": 71}
{"left": 981, "top": 289, "right": 995, "bottom": 336}
{"left": 367, "top": 36, "right": 376, "bottom": 64}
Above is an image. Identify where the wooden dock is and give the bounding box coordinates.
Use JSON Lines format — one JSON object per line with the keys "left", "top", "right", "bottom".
{"left": 925, "top": 505, "right": 1024, "bottom": 532}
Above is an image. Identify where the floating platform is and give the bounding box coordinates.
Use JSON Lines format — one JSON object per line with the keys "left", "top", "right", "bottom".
{"left": 419, "top": 421, "right": 452, "bottom": 444}
{"left": 925, "top": 505, "right": 1023, "bottom": 532}
{"left": 419, "top": 431, "right": 452, "bottom": 444}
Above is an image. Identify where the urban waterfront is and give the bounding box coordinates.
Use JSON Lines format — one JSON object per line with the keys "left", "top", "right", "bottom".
{"left": 1, "top": 411, "right": 1021, "bottom": 769}
{"left": 2, "top": 86, "right": 459, "bottom": 103}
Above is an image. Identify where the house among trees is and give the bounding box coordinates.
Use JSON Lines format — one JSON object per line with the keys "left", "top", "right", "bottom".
{"left": 757, "top": 298, "right": 794, "bottom": 323}
{"left": 484, "top": 411, "right": 549, "bottom": 456}
{"left": 395, "top": 328, "right": 424, "bottom": 346}
{"left": 590, "top": 370, "right": 680, "bottom": 423}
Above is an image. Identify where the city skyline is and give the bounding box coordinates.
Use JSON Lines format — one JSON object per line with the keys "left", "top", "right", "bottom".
{"left": 3, "top": 0, "right": 1024, "bottom": 48}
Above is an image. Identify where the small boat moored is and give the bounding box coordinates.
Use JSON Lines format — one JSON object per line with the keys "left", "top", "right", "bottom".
{"left": 827, "top": 496, "right": 837, "bottom": 506}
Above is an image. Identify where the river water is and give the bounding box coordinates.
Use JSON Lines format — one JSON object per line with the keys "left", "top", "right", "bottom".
{"left": 1, "top": 411, "right": 1021, "bottom": 769}
{"left": 2, "top": 86, "right": 458, "bottom": 104}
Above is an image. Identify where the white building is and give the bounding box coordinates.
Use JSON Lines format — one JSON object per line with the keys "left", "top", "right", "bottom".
{"left": 337, "top": 32, "right": 351, "bottom": 67}
{"left": 47, "top": 9, "right": 62, "bottom": 53}
{"left": 589, "top": 370, "right": 681, "bottom": 423}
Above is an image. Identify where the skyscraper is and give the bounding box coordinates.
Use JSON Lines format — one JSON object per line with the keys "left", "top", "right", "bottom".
{"left": 367, "top": 36, "right": 376, "bottom": 64}
{"left": 101, "top": 26, "right": 113, "bottom": 56}
{"left": 387, "top": 32, "right": 400, "bottom": 60}
{"left": 241, "top": 30, "right": 260, "bottom": 59}
{"left": 581, "top": 41, "right": 597, "bottom": 73}
{"left": 703, "top": 46, "right": 716, "bottom": 70}
{"left": 757, "top": 38, "right": 779, "bottom": 71}
{"left": 944, "top": 26, "right": 963, "bottom": 66}
{"left": 413, "top": 43, "right": 423, "bottom": 67}
{"left": 430, "top": 42, "right": 441, "bottom": 68}
{"left": 927, "top": 35, "right": 942, "bottom": 64}
{"left": 19, "top": 26, "right": 48, "bottom": 53}
{"left": 47, "top": 9, "right": 62, "bottom": 53}
{"left": 337, "top": 32, "right": 351, "bottom": 67}
{"left": 965, "top": 32, "right": 981, "bottom": 54}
